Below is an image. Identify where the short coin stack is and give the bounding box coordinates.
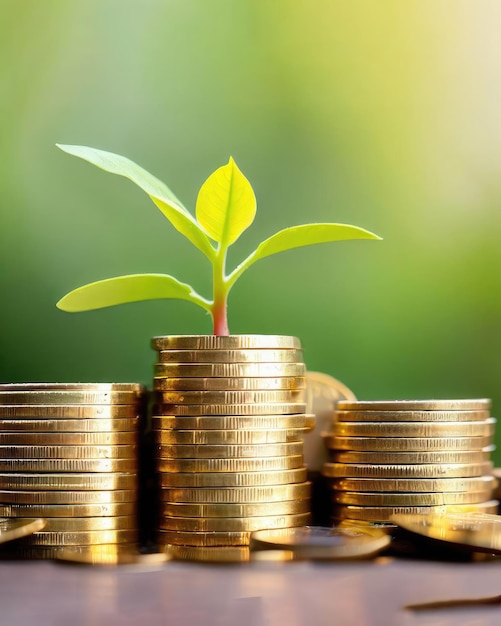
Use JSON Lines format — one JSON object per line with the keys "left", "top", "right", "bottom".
{"left": 0, "top": 383, "right": 144, "bottom": 559}
{"left": 151, "top": 335, "right": 313, "bottom": 562}
{"left": 322, "top": 399, "right": 497, "bottom": 524}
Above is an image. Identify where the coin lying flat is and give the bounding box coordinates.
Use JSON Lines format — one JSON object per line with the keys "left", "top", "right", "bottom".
{"left": 157, "top": 389, "right": 304, "bottom": 404}
{"left": 159, "top": 512, "right": 311, "bottom": 532}
{"left": 332, "top": 490, "right": 496, "bottom": 507}
{"left": 0, "top": 489, "right": 137, "bottom": 505}
{"left": 0, "top": 405, "right": 141, "bottom": 419}
{"left": 332, "top": 501, "right": 499, "bottom": 522}
{"left": 25, "top": 529, "right": 138, "bottom": 546}
{"left": 156, "top": 348, "right": 304, "bottom": 363}
{"left": 39, "top": 516, "right": 137, "bottom": 532}
{"left": 159, "top": 482, "right": 312, "bottom": 504}
{"left": 331, "top": 419, "right": 496, "bottom": 438}
{"left": 335, "top": 410, "right": 492, "bottom": 422}
{"left": 166, "top": 545, "right": 251, "bottom": 562}
{"left": 0, "top": 391, "right": 143, "bottom": 405}
{"left": 0, "top": 432, "right": 137, "bottom": 446}
{"left": 157, "top": 467, "right": 308, "bottom": 488}
{"left": 329, "top": 475, "right": 496, "bottom": 493}
{"left": 329, "top": 448, "right": 494, "bottom": 465}
{"left": 157, "top": 455, "right": 305, "bottom": 475}
{"left": 249, "top": 525, "right": 391, "bottom": 559}
{"left": 155, "top": 442, "right": 303, "bottom": 459}
{"left": 158, "top": 529, "right": 251, "bottom": 547}
{"left": 55, "top": 547, "right": 169, "bottom": 566}
{"left": 152, "top": 414, "right": 313, "bottom": 431}
{"left": 154, "top": 429, "right": 304, "bottom": 445}
{"left": 152, "top": 335, "right": 302, "bottom": 350}
{"left": 329, "top": 436, "right": 494, "bottom": 452}
{"left": 158, "top": 402, "right": 307, "bottom": 416}
{"left": 338, "top": 399, "right": 491, "bottom": 412}
{"left": 0, "top": 459, "right": 138, "bottom": 473}
{"left": 0, "top": 518, "right": 46, "bottom": 544}
{"left": 160, "top": 500, "right": 311, "bottom": 518}
{"left": 1, "top": 502, "right": 136, "bottom": 518}
{"left": 0, "top": 383, "right": 144, "bottom": 392}
{"left": 0, "top": 473, "right": 137, "bottom": 491}
{"left": 0, "top": 445, "right": 137, "bottom": 459}
{"left": 0, "top": 418, "right": 139, "bottom": 432}
{"left": 153, "top": 375, "right": 305, "bottom": 391}
{"left": 152, "top": 363, "right": 305, "bottom": 378}
{"left": 322, "top": 462, "right": 493, "bottom": 479}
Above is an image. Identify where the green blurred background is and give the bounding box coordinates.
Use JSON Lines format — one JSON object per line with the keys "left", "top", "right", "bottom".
{"left": 1, "top": 1, "right": 500, "bottom": 456}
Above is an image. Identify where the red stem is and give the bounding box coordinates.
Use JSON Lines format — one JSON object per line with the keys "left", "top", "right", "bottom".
{"left": 212, "top": 297, "right": 229, "bottom": 336}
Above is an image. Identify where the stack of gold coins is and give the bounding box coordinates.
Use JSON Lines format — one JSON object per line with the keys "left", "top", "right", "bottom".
{"left": 0, "top": 383, "right": 144, "bottom": 559}
{"left": 321, "top": 399, "right": 497, "bottom": 524}
{"left": 151, "top": 335, "right": 313, "bottom": 562}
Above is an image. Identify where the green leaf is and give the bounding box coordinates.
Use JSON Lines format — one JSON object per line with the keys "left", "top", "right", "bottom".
{"left": 196, "top": 157, "right": 256, "bottom": 247}
{"left": 56, "top": 144, "right": 215, "bottom": 260}
{"left": 56, "top": 274, "right": 211, "bottom": 313}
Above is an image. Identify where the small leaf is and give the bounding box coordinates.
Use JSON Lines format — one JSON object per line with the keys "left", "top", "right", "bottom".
{"left": 56, "top": 144, "right": 215, "bottom": 260}
{"left": 56, "top": 274, "right": 211, "bottom": 313}
{"left": 196, "top": 157, "right": 256, "bottom": 247}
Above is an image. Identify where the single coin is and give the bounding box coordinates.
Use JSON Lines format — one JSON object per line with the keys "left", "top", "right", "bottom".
{"left": 156, "top": 389, "right": 304, "bottom": 404}
{"left": 335, "top": 409, "right": 492, "bottom": 422}
{"left": 0, "top": 391, "right": 143, "bottom": 405}
{"left": 0, "top": 405, "right": 141, "bottom": 419}
{"left": 151, "top": 363, "right": 305, "bottom": 378}
{"left": 154, "top": 429, "right": 305, "bottom": 445}
{"left": 332, "top": 490, "right": 497, "bottom": 506}
{"left": 159, "top": 512, "right": 311, "bottom": 532}
{"left": 329, "top": 448, "right": 495, "bottom": 465}
{"left": 155, "top": 442, "right": 303, "bottom": 459}
{"left": 0, "top": 383, "right": 144, "bottom": 392}
{"left": 153, "top": 375, "right": 305, "bottom": 391}
{"left": 329, "top": 436, "right": 494, "bottom": 452}
{"left": 55, "top": 547, "right": 168, "bottom": 566}
{"left": 2, "top": 502, "right": 136, "bottom": 518}
{"left": 26, "top": 529, "right": 138, "bottom": 546}
{"left": 338, "top": 399, "right": 492, "bottom": 412}
{"left": 156, "top": 349, "right": 304, "bottom": 363}
{"left": 0, "top": 545, "right": 133, "bottom": 560}
{"left": 39, "top": 516, "right": 137, "bottom": 532}
{"left": 0, "top": 518, "right": 46, "bottom": 544}
{"left": 249, "top": 525, "right": 391, "bottom": 559}
{"left": 159, "top": 482, "right": 312, "bottom": 504}
{"left": 0, "top": 489, "right": 137, "bottom": 504}
{"left": 160, "top": 499, "right": 311, "bottom": 518}
{"left": 0, "top": 473, "right": 137, "bottom": 491}
{"left": 152, "top": 414, "right": 312, "bottom": 431}
{"left": 329, "top": 475, "right": 496, "bottom": 493}
{"left": 322, "top": 462, "right": 493, "bottom": 479}
{"left": 0, "top": 458, "right": 138, "bottom": 473}
{"left": 151, "top": 335, "right": 302, "bottom": 350}
{"left": 157, "top": 468, "right": 308, "bottom": 488}
{"left": 330, "top": 419, "right": 496, "bottom": 438}
{"left": 332, "top": 501, "right": 499, "bottom": 522}
{"left": 0, "top": 445, "right": 137, "bottom": 460}
{"left": 157, "top": 455, "right": 305, "bottom": 475}
{"left": 157, "top": 529, "right": 251, "bottom": 547}
{"left": 0, "top": 418, "right": 139, "bottom": 432}
{"left": 390, "top": 510, "right": 501, "bottom": 555}
{"left": 0, "top": 432, "right": 137, "bottom": 446}
{"left": 166, "top": 545, "right": 250, "bottom": 562}
{"left": 158, "top": 402, "right": 306, "bottom": 416}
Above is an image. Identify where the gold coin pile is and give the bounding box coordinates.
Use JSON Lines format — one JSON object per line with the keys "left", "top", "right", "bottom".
{"left": 321, "top": 399, "right": 497, "bottom": 524}
{"left": 0, "top": 383, "right": 144, "bottom": 559}
{"left": 151, "top": 335, "right": 313, "bottom": 562}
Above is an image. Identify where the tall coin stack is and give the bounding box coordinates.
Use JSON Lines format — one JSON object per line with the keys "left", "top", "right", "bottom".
{"left": 321, "top": 399, "right": 497, "bottom": 524}
{"left": 151, "top": 335, "right": 313, "bottom": 562}
{"left": 0, "top": 383, "right": 144, "bottom": 559}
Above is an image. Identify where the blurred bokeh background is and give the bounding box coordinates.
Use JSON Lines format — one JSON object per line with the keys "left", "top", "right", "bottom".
{"left": 1, "top": 1, "right": 500, "bottom": 456}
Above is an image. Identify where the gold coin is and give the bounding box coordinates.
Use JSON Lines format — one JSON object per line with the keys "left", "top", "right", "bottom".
{"left": 249, "top": 525, "right": 391, "bottom": 559}
{"left": 0, "top": 445, "right": 137, "bottom": 459}
{"left": 160, "top": 500, "right": 311, "bottom": 518}
{"left": 152, "top": 414, "right": 312, "bottom": 431}
{"left": 151, "top": 335, "right": 302, "bottom": 350}
{"left": 0, "top": 473, "right": 137, "bottom": 491}
{"left": 335, "top": 409, "right": 492, "bottom": 422}
{"left": 0, "top": 405, "right": 141, "bottom": 419}
{"left": 157, "top": 529, "right": 251, "bottom": 546}
{"left": 157, "top": 389, "right": 303, "bottom": 405}
{"left": 157, "top": 455, "right": 305, "bottom": 474}
{"left": 156, "top": 348, "right": 304, "bottom": 363}
{"left": 0, "top": 391, "right": 143, "bottom": 405}
{"left": 151, "top": 363, "right": 306, "bottom": 378}
{"left": 0, "top": 489, "right": 137, "bottom": 504}
{"left": 0, "top": 432, "right": 137, "bottom": 445}
{"left": 153, "top": 429, "right": 304, "bottom": 445}
{"left": 338, "top": 399, "right": 492, "bottom": 412}
{"left": 26, "top": 529, "right": 138, "bottom": 546}
{"left": 39, "top": 516, "right": 137, "bottom": 532}
{"left": 153, "top": 376, "right": 305, "bottom": 391}
{"left": 329, "top": 436, "right": 494, "bottom": 451}
{"left": 332, "top": 490, "right": 497, "bottom": 506}
{"left": 0, "top": 458, "right": 138, "bottom": 473}
{"left": 333, "top": 501, "right": 499, "bottom": 522}
{"left": 155, "top": 441, "right": 303, "bottom": 459}
{"left": 158, "top": 403, "right": 306, "bottom": 416}
{"left": 329, "top": 475, "right": 496, "bottom": 493}
{"left": 0, "top": 518, "right": 46, "bottom": 544}
{"left": 0, "top": 544, "right": 134, "bottom": 560}
{"left": 330, "top": 419, "right": 496, "bottom": 438}
{"left": 322, "top": 461, "right": 493, "bottom": 479}
{"left": 0, "top": 383, "right": 144, "bottom": 392}
{"left": 0, "top": 418, "right": 139, "bottom": 432}
{"left": 159, "top": 482, "right": 312, "bottom": 503}
{"left": 166, "top": 545, "right": 250, "bottom": 562}
{"left": 55, "top": 548, "right": 169, "bottom": 566}
{"left": 2, "top": 502, "right": 136, "bottom": 518}
{"left": 159, "top": 512, "right": 311, "bottom": 532}
{"left": 329, "top": 448, "right": 495, "bottom": 465}
{"left": 157, "top": 467, "right": 308, "bottom": 488}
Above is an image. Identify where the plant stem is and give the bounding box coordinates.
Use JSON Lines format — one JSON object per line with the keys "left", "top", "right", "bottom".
{"left": 211, "top": 245, "right": 230, "bottom": 336}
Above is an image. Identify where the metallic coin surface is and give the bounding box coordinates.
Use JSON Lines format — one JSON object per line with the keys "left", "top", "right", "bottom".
{"left": 0, "top": 391, "right": 143, "bottom": 405}
{"left": 0, "top": 383, "right": 144, "bottom": 392}
{"left": 322, "top": 462, "right": 493, "bottom": 479}
{"left": 331, "top": 419, "right": 496, "bottom": 438}
{"left": 0, "top": 405, "right": 141, "bottom": 419}
{"left": 0, "top": 445, "right": 137, "bottom": 459}
{"left": 329, "top": 436, "right": 494, "bottom": 452}
{"left": 332, "top": 490, "right": 496, "bottom": 506}
{"left": 157, "top": 529, "right": 251, "bottom": 546}
{"left": 0, "top": 432, "right": 137, "bottom": 446}
{"left": 0, "top": 473, "right": 137, "bottom": 491}
{"left": 157, "top": 455, "right": 305, "bottom": 474}
{"left": 0, "top": 543, "right": 137, "bottom": 561}
{"left": 159, "top": 512, "right": 311, "bottom": 532}
{"left": 249, "top": 525, "right": 391, "bottom": 559}
{"left": 329, "top": 475, "right": 496, "bottom": 493}
{"left": 166, "top": 545, "right": 250, "bottom": 562}
{"left": 329, "top": 448, "right": 494, "bottom": 465}
{"left": 157, "top": 468, "right": 308, "bottom": 488}
{"left": 155, "top": 441, "right": 303, "bottom": 459}
{"left": 40, "top": 516, "right": 137, "bottom": 532}
{"left": 0, "top": 518, "right": 46, "bottom": 544}
{"left": 1, "top": 502, "right": 136, "bottom": 518}
{"left": 151, "top": 335, "right": 302, "bottom": 350}
{"left": 0, "top": 418, "right": 139, "bottom": 432}
{"left": 153, "top": 429, "right": 304, "bottom": 445}
{"left": 159, "top": 482, "right": 312, "bottom": 504}
{"left": 156, "top": 389, "right": 303, "bottom": 404}
{"left": 54, "top": 547, "right": 168, "bottom": 566}
{"left": 158, "top": 402, "right": 306, "bottom": 416}
{"left": 160, "top": 499, "right": 311, "bottom": 518}
{"left": 338, "top": 399, "right": 492, "bottom": 412}
{"left": 151, "top": 363, "right": 305, "bottom": 378}
{"left": 332, "top": 501, "right": 499, "bottom": 522}
{"left": 0, "top": 458, "right": 138, "bottom": 473}
{"left": 0, "top": 489, "right": 137, "bottom": 504}
{"left": 153, "top": 375, "right": 305, "bottom": 391}
{"left": 156, "top": 349, "right": 303, "bottom": 363}
{"left": 25, "top": 529, "right": 138, "bottom": 546}
{"left": 335, "top": 409, "right": 492, "bottom": 422}
{"left": 152, "top": 414, "right": 312, "bottom": 431}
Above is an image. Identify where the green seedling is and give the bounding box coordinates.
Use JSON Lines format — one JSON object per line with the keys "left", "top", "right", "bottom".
{"left": 56, "top": 145, "right": 381, "bottom": 335}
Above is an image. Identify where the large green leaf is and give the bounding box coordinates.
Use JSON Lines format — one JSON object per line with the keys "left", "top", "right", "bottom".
{"left": 196, "top": 157, "right": 256, "bottom": 247}
{"left": 56, "top": 144, "right": 215, "bottom": 260}
{"left": 56, "top": 274, "right": 211, "bottom": 313}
